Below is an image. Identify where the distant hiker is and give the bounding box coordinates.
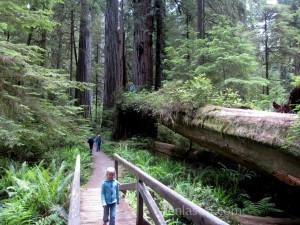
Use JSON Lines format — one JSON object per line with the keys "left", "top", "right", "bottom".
{"left": 87, "top": 136, "right": 94, "bottom": 154}
{"left": 95, "top": 134, "right": 102, "bottom": 152}
{"left": 101, "top": 167, "right": 120, "bottom": 225}
{"left": 129, "top": 83, "right": 135, "bottom": 91}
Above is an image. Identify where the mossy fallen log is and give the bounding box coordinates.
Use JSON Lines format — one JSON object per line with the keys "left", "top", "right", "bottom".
{"left": 238, "top": 215, "right": 300, "bottom": 225}
{"left": 153, "top": 141, "right": 215, "bottom": 161}
{"left": 153, "top": 141, "right": 190, "bottom": 158}
{"left": 158, "top": 106, "right": 300, "bottom": 186}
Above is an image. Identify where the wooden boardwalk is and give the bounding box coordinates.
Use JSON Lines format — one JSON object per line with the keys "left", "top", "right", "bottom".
{"left": 80, "top": 148, "right": 136, "bottom": 225}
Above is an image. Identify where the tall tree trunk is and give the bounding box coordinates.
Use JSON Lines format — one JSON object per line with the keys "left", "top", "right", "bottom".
{"left": 186, "top": 13, "right": 191, "bottom": 61}
{"left": 291, "top": 3, "right": 300, "bottom": 76}
{"left": 104, "top": 0, "right": 120, "bottom": 109}
{"left": 196, "top": 0, "right": 205, "bottom": 66}
{"left": 264, "top": 13, "right": 270, "bottom": 95}
{"left": 75, "top": 0, "right": 92, "bottom": 118}
{"left": 95, "top": 13, "right": 105, "bottom": 119}
{"left": 70, "top": 9, "right": 75, "bottom": 99}
{"left": 71, "top": 9, "right": 78, "bottom": 67}
{"left": 95, "top": 44, "right": 100, "bottom": 122}
{"left": 40, "top": 30, "right": 47, "bottom": 66}
{"left": 56, "top": 27, "right": 62, "bottom": 69}
{"left": 294, "top": 56, "right": 300, "bottom": 76}
{"left": 119, "top": 0, "right": 127, "bottom": 88}
{"left": 52, "top": 3, "right": 64, "bottom": 70}
{"left": 95, "top": 41, "right": 104, "bottom": 122}
{"left": 6, "top": 31, "right": 10, "bottom": 42}
{"left": 154, "top": 0, "right": 163, "bottom": 90}
{"left": 133, "top": 0, "right": 153, "bottom": 88}
{"left": 27, "top": 28, "right": 33, "bottom": 46}
{"left": 197, "top": 0, "right": 205, "bottom": 39}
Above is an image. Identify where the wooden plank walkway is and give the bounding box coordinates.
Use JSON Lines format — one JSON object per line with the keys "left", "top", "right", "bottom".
{"left": 80, "top": 148, "right": 136, "bottom": 225}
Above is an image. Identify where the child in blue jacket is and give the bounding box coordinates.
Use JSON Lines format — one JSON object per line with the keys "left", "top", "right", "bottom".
{"left": 101, "top": 167, "right": 119, "bottom": 225}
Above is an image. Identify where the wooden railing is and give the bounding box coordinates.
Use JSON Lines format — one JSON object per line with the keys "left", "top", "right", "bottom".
{"left": 114, "top": 153, "right": 228, "bottom": 225}
{"left": 68, "top": 155, "right": 81, "bottom": 225}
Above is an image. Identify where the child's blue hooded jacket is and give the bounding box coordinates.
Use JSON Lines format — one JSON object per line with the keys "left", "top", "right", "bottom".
{"left": 101, "top": 179, "right": 119, "bottom": 206}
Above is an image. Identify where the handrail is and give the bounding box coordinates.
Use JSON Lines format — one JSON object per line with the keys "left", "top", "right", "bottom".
{"left": 114, "top": 153, "right": 228, "bottom": 225}
{"left": 68, "top": 155, "right": 81, "bottom": 225}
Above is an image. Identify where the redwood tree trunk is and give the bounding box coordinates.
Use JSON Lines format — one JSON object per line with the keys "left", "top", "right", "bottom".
{"left": 154, "top": 0, "right": 163, "bottom": 90}
{"left": 291, "top": 3, "right": 300, "bottom": 76}
{"left": 119, "top": 0, "right": 127, "bottom": 88}
{"left": 27, "top": 28, "right": 33, "bottom": 46}
{"left": 40, "top": 30, "right": 47, "bottom": 66}
{"left": 294, "top": 56, "right": 300, "bottom": 75}
{"left": 56, "top": 27, "right": 62, "bottom": 69}
{"left": 75, "top": 0, "right": 92, "bottom": 118}
{"left": 197, "top": 0, "right": 205, "bottom": 39}
{"left": 69, "top": 9, "right": 75, "bottom": 99}
{"left": 104, "top": 0, "right": 120, "bottom": 109}
{"left": 264, "top": 12, "right": 270, "bottom": 95}
{"left": 197, "top": 0, "right": 205, "bottom": 66}
{"left": 133, "top": 0, "right": 153, "bottom": 88}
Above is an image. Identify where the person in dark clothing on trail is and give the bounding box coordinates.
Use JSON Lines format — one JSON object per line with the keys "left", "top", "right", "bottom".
{"left": 87, "top": 136, "right": 95, "bottom": 154}
{"left": 95, "top": 134, "right": 102, "bottom": 152}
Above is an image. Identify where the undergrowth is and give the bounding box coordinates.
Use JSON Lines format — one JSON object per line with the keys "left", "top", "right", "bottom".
{"left": 0, "top": 145, "right": 92, "bottom": 225}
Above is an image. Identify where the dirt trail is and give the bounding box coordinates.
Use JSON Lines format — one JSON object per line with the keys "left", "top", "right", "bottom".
{"left": 80, "top": 146, "right": 136, "bottom": 225}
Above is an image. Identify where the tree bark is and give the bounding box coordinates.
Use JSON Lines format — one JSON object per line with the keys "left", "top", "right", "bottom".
{"left": 70, "top": 9, "right": 75, "bottom": 99}
{"left": 264, "top": 11, "right": 270, "bottom": 95}
{"left": 95, "top": 43, "right": 100, "bottom": 122}
{"left": 6, "top": 31, "right": 10, "bottom": 42}
{"left": 133, "top": 0, "right": 153, "bottom": 88}
{"left": 104, "top": 0, "right": 120, "bottom": 109}
{"left": 27, "top": 28, "right": 33, "bottom": 46}
{"left": 154, "top": 0, "right": 163, "bottom": 90}
{"left": 119, "top": 0, "right": 127, "bottom": 88}
{"left": 56, "top": 27, "right": 62, "bottom": 69}
{"left": 158, "top": 106, "right": 300, "bottom": 186}
{"left": 294, "top": 56, "right": 300, "bottom": 76}
{"left": 291, "top": 3, "right": 300, "bottom": 76}
{"left": 197, "top": 0, "right": 205, "bottom": 39}
{"left": 238, "top": 215, "right": 300, "bottom": 225}
{"left": 75, "top": 0, "right": 92, "bottom": 118}
{"left": 153, "top": 141, "right": 190, "bottom": 159}
{"left": 197, "top": 0, "right": 205, "bottom": 65}
{"left": 40, "top": 30, "right": 47, "bottom": 66}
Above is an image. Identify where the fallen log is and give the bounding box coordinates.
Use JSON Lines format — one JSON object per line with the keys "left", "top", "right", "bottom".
{"left": 152, "top": 141, "right": 190, "bottom": 159}
{"left": 238, "top": 215, "right": 300, "bottom": 225}
{"left": 158, "top": 106, "right": 300, "bottom": 186}
{"left": 152, "top": 141, "right": 215, "bottom": 161}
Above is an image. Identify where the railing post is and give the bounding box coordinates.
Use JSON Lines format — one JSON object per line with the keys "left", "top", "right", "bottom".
{"left": 68, "top": 155, "right": 80, "bottom": 225}
{"left": 136, "top": 179, "right": 144, "bottom": 225}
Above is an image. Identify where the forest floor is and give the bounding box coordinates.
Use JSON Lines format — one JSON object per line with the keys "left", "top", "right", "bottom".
{"left": 80, "top": 145, "right": 136, "bottom": 225}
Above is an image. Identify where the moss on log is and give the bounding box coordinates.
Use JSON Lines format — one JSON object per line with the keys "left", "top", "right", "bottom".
{"left": 159, "top": 106, "right": 300, "bottom": 186}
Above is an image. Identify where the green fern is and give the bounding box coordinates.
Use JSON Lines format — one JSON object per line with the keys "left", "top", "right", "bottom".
{"left": 0, "top": 146, "right": 91, "bottom": 224}
{"left": 242, "top": 197, "right": 282, "bottom": 216}
{"left": 35, "top": 213, "right": 66, "bottom": 225}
